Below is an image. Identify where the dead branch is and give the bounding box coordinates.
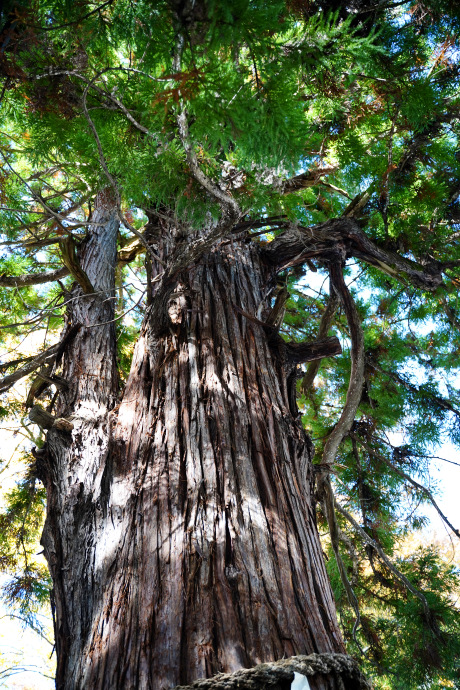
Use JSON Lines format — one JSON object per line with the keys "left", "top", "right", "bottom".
{"left": 0, "top": 343, "right": 60, "bottom": 394}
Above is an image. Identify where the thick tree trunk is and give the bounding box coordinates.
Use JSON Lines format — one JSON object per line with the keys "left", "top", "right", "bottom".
{"left": 40, "top": 212, "right": 349, "bottom": 690}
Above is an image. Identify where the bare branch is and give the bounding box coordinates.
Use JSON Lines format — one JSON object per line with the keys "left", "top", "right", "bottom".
{"left": 0, "top": 344, "right": 60, "bottom": 394}
{"left": 320, "top": 480, "right": 363, "bottom": 649}
{"left": 0, "top": 266, "right": 69, "bottom": 288}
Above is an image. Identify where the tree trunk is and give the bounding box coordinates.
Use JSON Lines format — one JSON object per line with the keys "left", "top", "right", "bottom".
{"left": 40, "top": 212, "right": 348, "bottom": 690}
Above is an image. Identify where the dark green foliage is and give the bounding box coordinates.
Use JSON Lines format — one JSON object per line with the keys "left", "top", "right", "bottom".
{"left": 1, "top": 0, "right": 460, "bottom": 686}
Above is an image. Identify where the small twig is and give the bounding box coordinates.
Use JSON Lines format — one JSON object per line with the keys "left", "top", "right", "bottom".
{"left": 85, "top": 289, "right": 147, "bottom": 328}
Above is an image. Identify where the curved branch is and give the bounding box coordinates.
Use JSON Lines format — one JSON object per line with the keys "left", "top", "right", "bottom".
{"left": 314, "top": 264, "right": 365, "bottom": 647}
{"left": 176, "top": 109, "right": 239, "bottom": 215}
{"left": 320, "top": 262, "right": 365, "bottom": 476}
{"left": 58, "top": 236, "right": 94, "bottom": 294}
{"left": 301, "top": 289, "right": 339, "bottom": 393}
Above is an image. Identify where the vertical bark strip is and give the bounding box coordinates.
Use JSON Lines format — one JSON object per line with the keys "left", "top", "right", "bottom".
{"left": 42, "top": 224, "right": 347, "bottom": 689}
{"left": 40, "top": 190, "right": 120, "bottom": 687}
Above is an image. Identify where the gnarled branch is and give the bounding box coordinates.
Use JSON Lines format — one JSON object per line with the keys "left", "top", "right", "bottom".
{"left": 261, "top": 217, "right": 444, "bottom": 291}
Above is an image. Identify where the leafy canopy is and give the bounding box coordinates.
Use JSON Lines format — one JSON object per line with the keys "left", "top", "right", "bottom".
{"left": 1, "top": 0, "right": 460, "bottom": 686}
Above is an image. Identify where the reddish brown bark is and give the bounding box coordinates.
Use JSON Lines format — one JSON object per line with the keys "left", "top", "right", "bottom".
{"left": 40, "top": 211, "right": 349, "bottom": 690}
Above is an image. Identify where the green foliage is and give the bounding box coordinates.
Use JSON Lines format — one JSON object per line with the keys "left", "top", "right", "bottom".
{"left": 1, "top": 0, "right": 460, "bottom": 686}
{"left": 0, "top": 471, "right": 50, "bottom": 633}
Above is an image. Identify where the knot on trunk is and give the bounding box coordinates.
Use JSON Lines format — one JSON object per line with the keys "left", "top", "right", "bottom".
{"left": 171, "top": 654, "right": 371, "bottom": 690}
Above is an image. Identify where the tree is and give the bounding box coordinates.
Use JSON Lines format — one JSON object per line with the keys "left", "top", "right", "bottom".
{"left": 0, "top": 0, "right": 460, "bottom": 688}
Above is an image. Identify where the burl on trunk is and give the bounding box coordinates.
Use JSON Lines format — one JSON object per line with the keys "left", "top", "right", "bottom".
{"left": 39, "top": 200, "right": 347, "bottom": 690}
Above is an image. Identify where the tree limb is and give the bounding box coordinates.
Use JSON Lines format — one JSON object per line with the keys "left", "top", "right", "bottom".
{"left": 311, "top": 264, "right": 365, "bottom": 646}
{"left": 320, "top": 480, "right": 363, "bottom": 648}
{"left": 0, "top": 266, "right": 69, "bottom": 288}
{"left": 281, "top": 166, "right": 338, "bottom": 195}
{"left": 0, "top": 344, "right": 60, "bottom": 394}
{"left": 319, "top": 262, "right": 365, "bottom": 478}
{"left": 172, "top": 37, "right": 240, "bottom": 218}
{"left": 261, "top": 218, "right": 444, "bottom": 291}
{"left": 58, "top": 236, "right": 94, "bottom": 294}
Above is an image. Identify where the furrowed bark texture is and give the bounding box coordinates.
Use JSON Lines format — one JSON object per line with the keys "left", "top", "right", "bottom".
{"left": 40, "top": 190, "right": 120, "bottom": 686}
{"left": 41, "top": 223, "right": 348, "bottom": 690}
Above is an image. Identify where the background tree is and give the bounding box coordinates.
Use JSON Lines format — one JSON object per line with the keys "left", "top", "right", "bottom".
{"left": 0, "top": 0, "right": 460, "bottom": 688}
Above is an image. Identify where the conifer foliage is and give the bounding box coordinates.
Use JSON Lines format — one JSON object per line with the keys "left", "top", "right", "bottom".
{"left": 0, "top": 0, "right": 460, "bottom": 688}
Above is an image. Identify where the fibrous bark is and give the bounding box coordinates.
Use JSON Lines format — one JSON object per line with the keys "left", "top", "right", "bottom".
{"left": 39, "top": 189, "right": 120, "bottom": 686}
{"left": 39, "top": 213, "right": 351, "bottom": 689}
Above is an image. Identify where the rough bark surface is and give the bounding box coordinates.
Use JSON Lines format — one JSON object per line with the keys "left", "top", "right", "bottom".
{"left": 40, "top": 190, "right": 120, "bottom": 686}
{"left": 40, "top": 217, "right": 349, "bottom": 690}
